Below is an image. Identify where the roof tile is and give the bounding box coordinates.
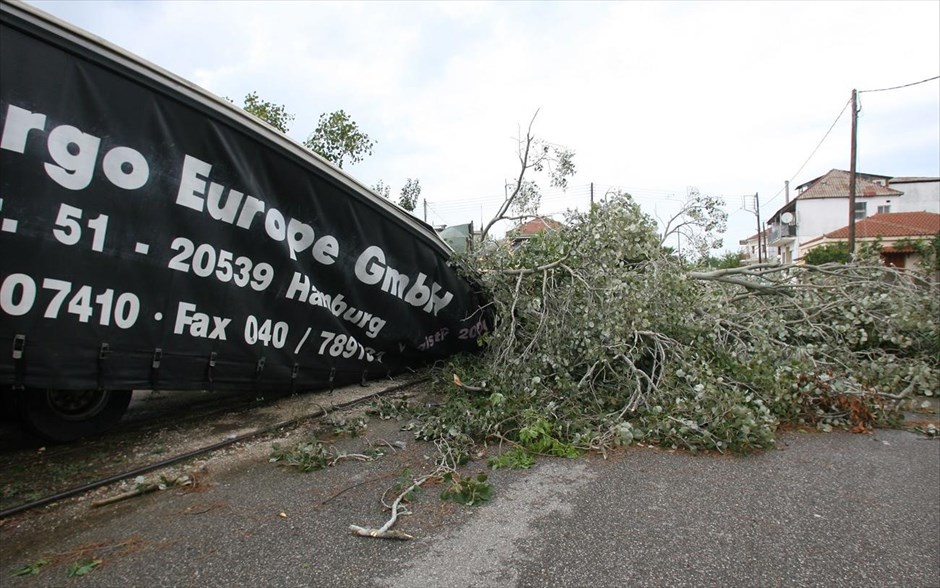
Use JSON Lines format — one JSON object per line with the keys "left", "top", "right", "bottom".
{"left": 797, "top": 169, "right": 902, "bottom": 200}
{"left": 813, "top": 211, "right": 940, "bottom": 241}
{"left": 513, "top": 216, "right": 564, "bottom": 236}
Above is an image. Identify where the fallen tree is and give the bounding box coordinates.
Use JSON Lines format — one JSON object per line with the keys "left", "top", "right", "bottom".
{"left": 421, "top": 192, "right": 938, "bottom": 461}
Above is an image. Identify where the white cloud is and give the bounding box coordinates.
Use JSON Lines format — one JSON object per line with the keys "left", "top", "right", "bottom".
{"left": 26, "top": 0, "right": 940, "bottom": 246}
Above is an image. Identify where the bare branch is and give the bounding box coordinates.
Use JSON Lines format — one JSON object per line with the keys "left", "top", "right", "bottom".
{"left": 480, "top": 110, "right": 540, "bottom": 242}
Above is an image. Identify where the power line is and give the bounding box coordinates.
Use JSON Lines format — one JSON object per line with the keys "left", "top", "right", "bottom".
{"left": 424, "top": 202, "right": 452, "bottom": 226}
{"left": 763, "top": 97, "right": 853, "bottom": 210}
{"left": 786, "top": 97, "right": 852, "bottom": 189}
{"left": 859, "top": 75, "right": 940, "bottom": 94}
{"left": 764, "top": 75, "right": 939, "bottom": 212}
{"left": 763, "top": 184, "right": 787, "bottom": 209}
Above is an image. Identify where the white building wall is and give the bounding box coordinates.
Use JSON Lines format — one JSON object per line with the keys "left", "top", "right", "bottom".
{"left": 793, "top": 196, "right": 895, "bottom": 259}
{"left": 891, "top": 181, "right": 940, "bottom": 214}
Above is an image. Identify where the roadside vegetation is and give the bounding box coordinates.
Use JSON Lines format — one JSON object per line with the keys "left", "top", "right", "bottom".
{"left": 428, "top": 195, "right": 937, "bottom": 463}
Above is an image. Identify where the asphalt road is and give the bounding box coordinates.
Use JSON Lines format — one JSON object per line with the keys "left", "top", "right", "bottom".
{"left": 1, "top": 408, "right": 938, "bottom": 587}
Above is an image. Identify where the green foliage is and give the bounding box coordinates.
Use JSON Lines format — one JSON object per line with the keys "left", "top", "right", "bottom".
{"left": 803, "top": 242, "right": 851, "bottom": 265}
{"left": 371, "top": 178, "right": 421, "bottom": 213}
{"left": 488, "top": 447, "right": 535, "bottom": 469}
{"left": 701, "top": 251, "right": 743, "bottom": 269}
{"left": 66, "top": 559, "right": 101, "bottom": 578}
{"left": 660, "top": 188, "right": 728, "bottom": 262}
{"left": 368, "top": 396, "right": 414, "bottom": 420}
{"left": 440, "top": 472, "right": 492, "bottom": 506}
{"left": 371, "top": 179, "right": 391, "bottom": 200}
{"left": 417, "top": 189, "right": 938, "bottom": 460}
{"left": 232, "top": 91, "right": 294, "bottom": 133}
{"left": 895, "top": 235, "right": 940, "bottom": 271}
{"left": 392, "top": 468, "right": 421, "bottom": 502}
{"left": 11, "top": 559, "right": 50, "bottom": 577}
{"left": 399, "top": 178, "right": 421, "bottom": 212}
{"left": 512, "top": 142, "right": 576, "bottom": 218}
{"left": 329, "top": 416, "right": 367, "bottom": 437}
{"left": 269, "top": 441, "right": 331, "bottom": 472}
{"left": 304, "top": 109, "right": 375, "bottom": 168}
{"left": 480, "top": 116, "right": 578, "bottom": 241}
{"left": 518, "top": 415, "right": 581, "bottom": 457}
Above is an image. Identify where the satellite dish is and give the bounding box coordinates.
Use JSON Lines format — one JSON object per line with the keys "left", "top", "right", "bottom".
{"left": 780, "top": 212, "right": 794, "bottom": 224}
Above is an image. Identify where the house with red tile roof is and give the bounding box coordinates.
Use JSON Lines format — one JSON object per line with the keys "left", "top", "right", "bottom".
{"left": 801, "top": 211, "right": 940, "bottom": 269}
{"left": 509, "top": 216, "right": 564, "bottom": 247}
{"left": 765, "top": 169, "right": 939, "bottom": 263}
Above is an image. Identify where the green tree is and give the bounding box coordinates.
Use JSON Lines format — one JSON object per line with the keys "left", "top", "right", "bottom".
{"left": 399, "top": 178, "right": 421, "bottom": 212}
{"left": 894, "top": 235, "right": 940, "bottom": 272}
{"left": 236, "top": 92, "right": 294, "bottom": 133}
{"left": 702, "top": 251, "right": 743, "bottom": 269}
{"left": 803, "top": 243, "right": 851, "bottom": 265}
{"left": 371, "top": 180, "right": 391, "bottom": 199}
{"left": 305, "top": 109, "right": 375, "bottom": 169}
{"left": 658, "top": 188, "right": 728, "bottom": 263}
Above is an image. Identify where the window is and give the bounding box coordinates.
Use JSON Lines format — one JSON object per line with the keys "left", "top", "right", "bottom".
{"left": 854, "top": 202, "right": 867, "bottom": 220}
{"left": 877, "top": 205, "right": 891, "bottom": 214}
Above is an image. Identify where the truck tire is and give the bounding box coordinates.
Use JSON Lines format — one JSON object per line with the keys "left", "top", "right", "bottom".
{"left": 18, "top": 389, "right": 132, "bottom": 442}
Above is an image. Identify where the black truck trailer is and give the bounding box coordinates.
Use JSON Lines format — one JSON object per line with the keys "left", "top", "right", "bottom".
{"left": 0, "top": 0, "right": 488, "bottom": 441}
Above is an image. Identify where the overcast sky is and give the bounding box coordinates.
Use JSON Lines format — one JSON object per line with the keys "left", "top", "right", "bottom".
{"left": 26, "top": 0, "right": 940, "bottom": 249}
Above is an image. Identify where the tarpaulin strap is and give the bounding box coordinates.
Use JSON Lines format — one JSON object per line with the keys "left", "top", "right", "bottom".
{"left": 97, "top": 343, "right": 110, "bottom": 391}
{"left": 290, "top": 363, "right": 299, "bottom": 393}
{"left": 11, "top": 334, "right": 26, "bottom": 390}
{"left": 328, "top": 367, "right": 336, "bottom": 393}
{"left": 150, "top": 348, "right": 162, "bottom": 388}
{"left": 360, "top": 369, "right": 368, "bottom": 387}
{"left": 206, "top": 352, "right": 217, "bottom": 391}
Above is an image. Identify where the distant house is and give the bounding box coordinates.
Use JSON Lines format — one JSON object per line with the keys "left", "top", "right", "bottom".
{"left": 801, "top": 211, "right": 940, "bottom": 269}
{"left": 765, "top": 169, "right": 940, "bottom": 263}
{"left": 738, "top": 228, "right": 777, "bottom": 264}
{"left": 509, "top": 216, "right": 564, "bottom": 248}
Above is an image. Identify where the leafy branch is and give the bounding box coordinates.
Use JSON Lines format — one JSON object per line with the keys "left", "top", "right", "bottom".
{"left": 479, "top": 110, "right": 576, "bottom": 242}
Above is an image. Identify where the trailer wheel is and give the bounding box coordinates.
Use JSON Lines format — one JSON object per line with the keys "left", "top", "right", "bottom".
{"left": 19, "top": 389, "right": 132, "bottom": 442}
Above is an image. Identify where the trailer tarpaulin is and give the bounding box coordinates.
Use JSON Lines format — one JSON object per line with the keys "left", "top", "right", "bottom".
{"left": 0, "top": 2, "right": 488, "bottom": 392}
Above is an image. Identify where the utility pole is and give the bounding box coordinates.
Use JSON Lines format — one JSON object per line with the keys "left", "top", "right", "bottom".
{"left": 743, "top": 193, "right": 763, "bottom": 263}
{"left": 784, "top": 180, "right": 790, "bottom": 204}
{"left": 423, "top": 198, "right": 427, "bottom": 223}
{"left": 590, "top": 182, "right": 594, "bottom": 207}
{"left": 848, "top": 88, "right": 858, "bottom": 256}
{"left": 754, "top": 192, "right": 762, "bottom": 264}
